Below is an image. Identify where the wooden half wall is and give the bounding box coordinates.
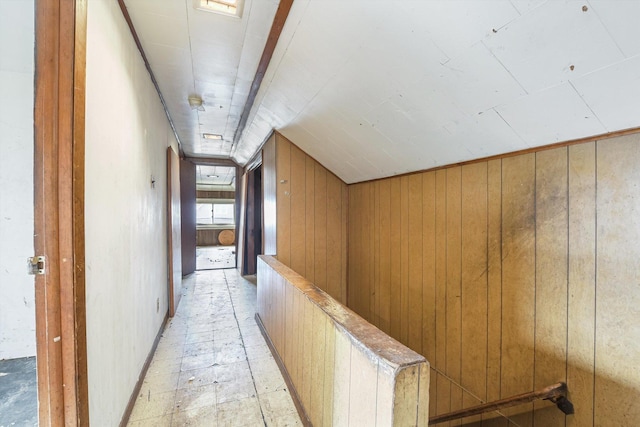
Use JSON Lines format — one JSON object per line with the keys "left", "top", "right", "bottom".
{"left": 257, "top": 255, "right": 429, "bottom": 426}
{"left": 346, "top": 133, "right": 640, "bottom": 426}
{"left": 262, "top": 132, "right": 348, "bottom": 304}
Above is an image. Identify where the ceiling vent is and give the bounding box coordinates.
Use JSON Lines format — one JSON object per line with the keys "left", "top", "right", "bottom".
{"left": 195, "top": 0, "right": 243, "bottom": 18}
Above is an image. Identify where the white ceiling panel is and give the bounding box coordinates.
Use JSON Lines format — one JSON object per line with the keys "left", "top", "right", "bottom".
{"left": 126, "top": 0, "right": 640, "bottom": 183}
{"left": 589, "top": 0, "right": 640, "bottom": 58}
{"left": 495, "top": 83, "right": 607, "bottom": 146}
{"left": 124, "top": 0, "right": 279, "bottom": 159}
{"left": 572, "top": 55, "right": 640, "bottom": 132}
{"left": 484, "top": 0, "right": 624, "bottom": 93}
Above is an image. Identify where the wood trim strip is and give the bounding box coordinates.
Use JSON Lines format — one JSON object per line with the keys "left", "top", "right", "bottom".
{"left": 352, "top": 125, "right": 640, "bottom": 186}
{"left": 429, "top": 382, "right": 571, "bottom": 425}
{"left": 117, "top": 0, "right": 183, "bottom": 155}
{"left": 118, "top": 314, "right": 169, "bottom": 427}
{"left": 233, "top": 0, "right": 295, "bottom": 147}
{"left": 34, "top": 0, "right": 89, "bottom": 424}
{"left": 255, "top": 313, "right": 312, "bottom": 427}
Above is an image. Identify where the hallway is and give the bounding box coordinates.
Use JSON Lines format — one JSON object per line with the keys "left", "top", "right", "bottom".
{"left": 127, "top": 270, "right": 301, "bottom": 426}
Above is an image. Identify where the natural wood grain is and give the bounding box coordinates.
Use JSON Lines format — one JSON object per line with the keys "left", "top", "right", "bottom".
{"left": 595, "top": 135, "right": 640, "bottom": 426}
{"left": 379, "top": 179, "right": 392, "bottom": 334}
{"left": 408, "top": 174, "right": 423, "bottom": 353}
{"left": 533, "top": 147, "right": 568, "bottom": 426}
{"left": 460, "top": 162, "right": 488, "bottom": 424}
{"left": 390, "top": 177, "right": 402, "bottom": 340}
{"left": 290, "top": 145, "right": 307, "bottom": 275}
{"left": 500, "top": 154, "right": 535, "bottom": 425}
{"left": 305, "top": 156, "right": 316, "bottom": 283}
{"left": 276, "top": 135, "right": 291, "bottom": 265}
{"left": 446, "top": 167, "right": 463, "bottom": 424}
{"left": 566, "top": 142, "right": 596, "bottom": 427}
{"left": 434, "top": 170, "right": 449, "bottom": 421}
{"left": 400, "top": 176, "right": 410, "bottom": 345}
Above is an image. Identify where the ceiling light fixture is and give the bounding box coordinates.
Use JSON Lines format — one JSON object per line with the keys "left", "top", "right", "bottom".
{"left": 207, "top": 175, "right": 220, "bottom": 178}
{"left": 188, "top": 95, "right": 205, "bottom": 111}
{"left": 203, "top": 133, "right": 223, "bottom": 140}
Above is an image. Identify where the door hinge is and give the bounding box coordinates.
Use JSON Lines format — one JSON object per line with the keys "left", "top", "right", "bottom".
{"left": 28, "top": 256, "right": 46, "bottom": 275}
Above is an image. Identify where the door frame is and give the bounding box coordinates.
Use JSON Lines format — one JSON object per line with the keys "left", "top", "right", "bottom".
{"left": 34, "top": 0, "right": 89, "bottom": 424}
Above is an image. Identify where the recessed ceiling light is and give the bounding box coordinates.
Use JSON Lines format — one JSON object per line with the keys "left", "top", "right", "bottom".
{"left": 207, "top": 175, "right": 219, "bottom": 178}
{"left": 203, "top": 133, "right": 223, "bottom": 140}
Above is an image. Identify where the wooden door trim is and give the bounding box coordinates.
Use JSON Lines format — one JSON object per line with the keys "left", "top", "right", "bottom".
{"left": 34, "top": 0, "right": 89, "bottom": 424}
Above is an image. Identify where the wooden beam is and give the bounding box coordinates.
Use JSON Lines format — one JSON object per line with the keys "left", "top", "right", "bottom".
{"left": 233, "top": 0, "right": 295, "bottom": 148}
{"left": 428, "top": 382, "right": 573, "bottom": 425}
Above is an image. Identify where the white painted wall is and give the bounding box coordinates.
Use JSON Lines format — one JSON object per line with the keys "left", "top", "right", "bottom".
{"left": 0, "top": 0, "right": 36, "bottom": 360}
{"left": 85, "top": 1, "right": 179, "bottom": 424}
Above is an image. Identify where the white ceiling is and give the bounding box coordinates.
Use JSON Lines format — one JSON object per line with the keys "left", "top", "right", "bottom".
{"left": 196, "top": 165, "right": 235, "bottom": 187}
{"left": 126, "top": 0, "right": 640, "bottom": 184}
{"left": 123, "top": 0, "right": 279, "bottom": 159}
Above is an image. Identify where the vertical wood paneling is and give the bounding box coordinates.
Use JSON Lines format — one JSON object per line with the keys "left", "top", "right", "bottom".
{"left": 326, "top": 174, "right": 342, "bottom": 301}
{"left": 460, "top": 162, "right": 488, "bottom": 424}
{"left": 408, "top": 174, "right": 423, "bottom": 353}
{"left": 305, "top": 156, "right": 316, "bottom": 282}
{"left": 290, "top": 145, "right": 307, "bottom": 275}
{"left": 314, "top": 164, "right": 328, "bottom": 290}
{"left": 276, "top": 136, "right": 291, "bottom": 265}
{"left": 434, "top": 170, "right": 449, "bottom": 420}
{"left": 566, "top": 142, "right": 596, "bottom": 427}
{"left": 344, "top": 134, "right": 640, "bottom": 426}
{"left": 267, "top": 133, "right": 348, "bottom": 303}
{"left": 379, "top": 180, "right": 392, "bottom": 334}
{"left": 400, "top": 176, "right": 410, "bottom": 345}
{"left": 595, "top": 135, "right": 640, "bottom": 426}
{"left": 501, "top": 154, "right": 535, "bottom": 425}
{"left": 485, "top": 159, "right": 506, "bottom": 427}
{"left": 390, "top": 177, "right": 402, "bottom": 340}
{"left": 446, "top": 167, "right": 463, "bottom": 424}
{"left": 323, "top": 321, "right": 336, "bottom": 427}
{"left": 534, "top": 148, "right": 568, "bottom": 426}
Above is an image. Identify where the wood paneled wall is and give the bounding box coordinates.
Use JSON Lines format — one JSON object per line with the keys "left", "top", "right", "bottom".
{"left": 257, "top": 255, "right": 429, "bottom": 426}
{"left": 262, "top": 133, "right": 348, "bottom": 303}
{"left": 347, "top": 134, "right": 640, "bottom": 426}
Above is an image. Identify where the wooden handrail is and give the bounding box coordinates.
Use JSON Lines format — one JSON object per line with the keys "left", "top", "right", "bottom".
{"left": 429, "top": 382, "right": 574, "bottom": 425}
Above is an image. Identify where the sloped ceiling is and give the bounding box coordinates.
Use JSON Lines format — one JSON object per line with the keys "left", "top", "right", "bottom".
{"left": 233, "top": 0, "right": 640, "bottom": 183}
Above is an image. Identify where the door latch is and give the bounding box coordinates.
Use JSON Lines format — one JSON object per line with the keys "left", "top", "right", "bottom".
{"left": 28, "top": 256, "right": 46, "bottom": 275}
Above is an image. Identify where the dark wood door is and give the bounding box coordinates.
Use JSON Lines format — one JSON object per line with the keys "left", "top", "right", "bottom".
{"left": 243, "top": 166, "right": 263, "bottom": 275}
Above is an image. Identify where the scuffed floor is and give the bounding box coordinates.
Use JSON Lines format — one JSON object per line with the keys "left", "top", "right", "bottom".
{"left": 196, "top": 246, "right": 236, "bottom": 270}
{"left": 0, "top": 356, "right": 38, "bottom": 426}
{"left": 127, "top": 269, "right": 301, "bottom": 426}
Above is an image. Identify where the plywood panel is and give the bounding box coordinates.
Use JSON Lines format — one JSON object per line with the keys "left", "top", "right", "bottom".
{"left": 305, "top": 156, "right": 316, "bottom": 282}
{"left": 446, "top": 167, "right": 463, "bottom": 424}
{"left": 566, "top": 142, "right": 596, "bottom": 427}
{"left": 310, "top": 305, "right": 326, "bottom": 425}
{"left": 434, "top": 170, "right": 449, "bottom": 420}
{"left": 290, "top": 145, "right": 307, "bottom": 275}
{"left": 408, "top": 174, "right": 423, "bottom": 353}
{"left": 326, "top": 173, "right": 342, "bottom": 301}
{"left": 400, "top": 176, "right": 410, "bottom": 345}
{"left": 501, "top": 153, "right": 535, "bottom": 425}
{"left": 595, "top": 135, "right": 640, "bottom": 426}
{"left": 379, "top": 179, "right": 392, "bottom": 334}
{"left": 276, "top": 135, "right": 291, "bottom": 265}
{"left": 533, "top": 147, "right": 568, "bottom": 426}
{"left": 314, "top": 164, "right": 328, "bottom": 290}
{"left": 485, "top": 159, "right": 507, "bottom": 427}
{"left": 389, "top": 177, "right": 402, "bottom": 340}
{"left": 322, "top": 322, "right": 336, "bottom": 427}
{"left": 460, "top": 162, "right": 488, "bottom": 424}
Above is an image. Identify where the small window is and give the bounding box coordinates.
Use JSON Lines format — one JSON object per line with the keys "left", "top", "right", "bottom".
{"left": 196, "top": 0, "right": 243, "bottom": 18}
{"left": 197, "top": 201, "right": 235, "bottom": 226}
